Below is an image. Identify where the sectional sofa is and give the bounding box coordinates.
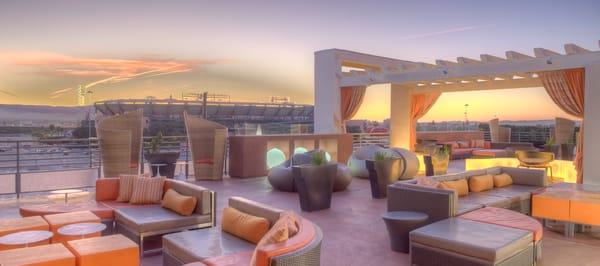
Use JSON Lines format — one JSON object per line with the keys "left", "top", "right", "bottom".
{"left": 388, "top": 166, "right": 547, "bottom": 223}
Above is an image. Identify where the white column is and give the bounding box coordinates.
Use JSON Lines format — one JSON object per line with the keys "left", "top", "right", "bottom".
{"left": 389, "top": 84, "right": 412, "bottom": 149}
{"left": 583, "top": 63, "right": 600, "bottom": 185}
{"left": 314, "top": 50, "right": 342, "bottom": 134}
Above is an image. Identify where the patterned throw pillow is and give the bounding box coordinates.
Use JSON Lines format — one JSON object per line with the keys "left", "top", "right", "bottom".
{"left": 129, "top": 176, "right": 166, "bottom": 204}
{"left": 116, "top": 174, "right": 139, "bottom": 202}
{"left": 250, "top": 215, "right": 290, "bottom": 266}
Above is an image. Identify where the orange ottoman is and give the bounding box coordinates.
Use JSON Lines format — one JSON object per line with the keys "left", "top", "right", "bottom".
{"left": 65, "top": 234, "right": 139, "bottom": 266}
{"left": 0, "top": 243, "right": 76, "bottom": 266}
{"left": 44, "top": 211, "right": 101, "bottom": 244}
{"left": 570, "top": 193, "right": 600, "bottom": 226}
{"left": 531, "top": 189, "right": 573, "bottom": 221}
{"left": 0, "top": 216, "right": 50, "bottom": 250}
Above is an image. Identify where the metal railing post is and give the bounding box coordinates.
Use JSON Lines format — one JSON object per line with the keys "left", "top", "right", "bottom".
{"left": 15, "top": 141, "right": 21, "bottom": 199}
{"left": 185, "top": 137, "right": 189, "bottom": 179}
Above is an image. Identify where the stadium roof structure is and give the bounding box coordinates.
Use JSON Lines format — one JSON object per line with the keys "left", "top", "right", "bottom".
{"left": 94, "top": 99, "right": 314, "bottom": 122}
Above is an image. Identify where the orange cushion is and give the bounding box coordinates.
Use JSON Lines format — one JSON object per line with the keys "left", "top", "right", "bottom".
{"left": 96, "top": 178, "right": 120, "bottom": 201}
{"left": 250, "top": 215, "right": 290, "bottom": 266}
{"left": 532, "top": 191, "right": 572, "bottom": 221}
{"left": 43, "top": 210, "right": 101, "bottom": 244}
{"left": 0, "top": 243, "right": 76, "bottom": 266}
{"left": 129, "top": 177, "right": 165, "bottom": 204}
{"left": 65, "top": 234, "right": 139, "bottom": 266}
{"left": 469, "top": 174, "right": 494, "bottom": 192}
{"left": 493, "top": 173, "right": 513, "bottom": 188}
{"left": 162, "top": 189, "right": 197, "bottom": 216}
{"left": 0, "top": 216, "right": 50, "bottom": 251}
{"left": 221, "top": 207, "right": 270, "bottom": 244}
{"left": 439, "top": 179, "right": 469, "bottom": 197}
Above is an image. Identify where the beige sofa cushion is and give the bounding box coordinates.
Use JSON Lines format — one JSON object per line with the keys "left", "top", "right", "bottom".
{"left": 469, "top": 175, "right": 494, "bottom": 192}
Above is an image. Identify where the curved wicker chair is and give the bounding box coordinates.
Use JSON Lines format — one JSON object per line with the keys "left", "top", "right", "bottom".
{"left": 268, "top": 150, "right": 352, "bottom": 192}
{"left": 515, "top": 150, "right": 554, "bottom": 181}
{"left": 347, "top": 145, "right": 386, "bottom": 179}
{"left": 183, "top": 111, "right": 228, "bottom": 180}
{"left": 96, "top": 109, "right": 143, "bottom": 177}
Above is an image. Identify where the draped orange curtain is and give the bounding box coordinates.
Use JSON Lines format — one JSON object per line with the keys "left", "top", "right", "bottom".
{"left": 410, "top": 92, "right": 441, "bottom": 150}
{"left": 340, "top": 86, "right": 367, "bottom": 132}
{"left": 539, "top": 68, "right": 585, "bottom": 183}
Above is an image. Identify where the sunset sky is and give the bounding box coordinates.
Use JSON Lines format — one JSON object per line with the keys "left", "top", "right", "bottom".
{"left": 0, "top": 0, "right": 599, "bottom": 121}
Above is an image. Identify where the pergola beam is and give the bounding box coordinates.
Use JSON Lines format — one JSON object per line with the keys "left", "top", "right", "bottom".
{"left": 413, "top": 76, "right": 543, "bottom": 93}
{"left": 564, "top": 43, "right": 591, "bottom": 55}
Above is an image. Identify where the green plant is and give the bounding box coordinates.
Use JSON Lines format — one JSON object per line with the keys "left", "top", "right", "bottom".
{"left": 434, "top": 145, "right": 450, "bottom": 157}
{"left": 311, "top": 150, "right": 327, "bottom": 166}
{"left": 545, "top": 137, "right": 555, "bottom": 147}
{"left": 148, "top": 131, "right": 163, "bottom": 154}
{"left": 374, "top": 151, "right": 395, "bottom": 161}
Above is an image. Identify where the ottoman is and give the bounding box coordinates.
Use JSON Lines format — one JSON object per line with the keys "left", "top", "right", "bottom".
{"left": 459, "top": 207, "right": 543, "bottom": 261}
{"left": 44, "top": 210, "right": 101, "bottom": 244}
{"left": 0, "top": 216, "right": 50, "bottom": 250}
{"left": 65, "top": 234, "right": 139, "bottom": 266}
{"left": 381, "top": 211, "right": 429, "bottom": 253}
{"left": 0, "top": 243, "right": 76, "bottom": 266}
{"left": 410, "top": 218, "right": 533, "bottom": 266}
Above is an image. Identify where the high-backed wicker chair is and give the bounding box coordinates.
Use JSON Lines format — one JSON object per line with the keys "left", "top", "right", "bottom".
{"left": 183, "top": 111, "right": 227, "bottom": 180}
{"left": 554, "top": 117, "right": 575, "bottom": 144}
{"left": 515, "top": 150, "right": 554, "bottom": 182}
{"left": 489, "top": 118, "right": 511, "bottom": 142}
{"left": 97, "top": 128, "right": 132, "bottom": 177}
{"left": 96, "top": 109, "right": 143, "bottom": 177}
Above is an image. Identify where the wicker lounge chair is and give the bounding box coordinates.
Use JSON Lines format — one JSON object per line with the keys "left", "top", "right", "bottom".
{"left": 96, "top": 109, "right": 144, "bottom": 177}
{"left": 183, "top": 111, "right": 227, "bottom": 180}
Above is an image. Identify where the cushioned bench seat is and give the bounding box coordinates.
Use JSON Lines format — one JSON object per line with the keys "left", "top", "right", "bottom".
{"left": 0, "top": 243, "right": 76, "bottom": 266}
{"left": 115, "top": 205, "right": 211, "bottom": 234}
{"left": 410, "top": 218, "right": 534, "bottom": 266}
{"left": 458, "top": 194, "right": 512, "bottom": 209}
{"left": 163, "top": 229, "right": 255, "bottom": 264}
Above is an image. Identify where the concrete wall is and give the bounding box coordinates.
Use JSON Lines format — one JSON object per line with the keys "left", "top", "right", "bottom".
{"left": 314, "top": 50, "right": 342, "bottom": 134}
{"left": 583, "top": 63, "right": 600, "bottom": 185}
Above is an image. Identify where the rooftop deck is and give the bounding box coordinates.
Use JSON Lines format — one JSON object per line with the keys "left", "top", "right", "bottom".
{"left": 1, "top": 161, "right": 599, "bottom": 266}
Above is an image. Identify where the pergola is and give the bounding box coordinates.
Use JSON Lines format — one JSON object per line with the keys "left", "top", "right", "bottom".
{"left": 314, "top": 41, "right": 600, "bottom": 184}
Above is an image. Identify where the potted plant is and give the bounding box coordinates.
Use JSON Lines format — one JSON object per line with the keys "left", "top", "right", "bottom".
{"left": 366, "top": 151, "right": 402, "bottom": 198}
{"left": 145, "top": 132, "right": 180, "bottom": 178}
{"left": 543, "top": 137, "right": 559, "bottom": 158}
{"left": 431, "top": 144, "right": 450, "bottom": 175}
{"left": 292, "top": 150, "right": 337, "bottom": 212}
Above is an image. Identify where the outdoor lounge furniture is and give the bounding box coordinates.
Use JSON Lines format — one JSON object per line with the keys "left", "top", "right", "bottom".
{"left": 43, "top": 210, "right": 101, "bottom": 244}
{"left": 347, "top": 145, "right": 386, "bottom": 178}
{"left": 183, "top": 111, "right": 227, "bottom": 180}
{"left": 96, "top": 109, "right": 144, "bottom": 177}
{"left": 381, "top": 211, "right": 428, "bottom": 253}
{"left": 65, "top": 234, "right": 139, "bottom": 266}
{"left": 516, "top": 150, "right": 555, "bottom": 182}
{"left": 458, "top": 207, "right": 544, "bottom": 261}
{"left": 267, "top": 150, "right": 352, "bottom": 192}
{"left": 388, "top": 167, "right": 547, "bottom": 225}
{"left": 0, "top": 216, "right": 50, "bottom": 250}
{"left": 19, "top": 201, "right": 116, "bottom": 234}
{"left": 410, "top": 218, "right": 534, "bottom": 266}
{"left": 162, "top": 197, "right": 323, "bottom": 266}
{"left": 93, "top": 177, "right": 216, "bottom": 254}
{"left": 0, "top": 243, "right": 76, "bottom": 266}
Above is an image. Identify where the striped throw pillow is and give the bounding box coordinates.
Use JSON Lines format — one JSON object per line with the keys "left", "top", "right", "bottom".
{"left": 116, "top": 174, "right": 139, "bottom": 202}
{"left": 129, "top": 177, "right": 166, "bottom": 204}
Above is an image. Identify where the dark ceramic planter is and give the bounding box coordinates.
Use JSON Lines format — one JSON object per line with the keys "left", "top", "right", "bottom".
{"left": 560, "top": 143, "right": 575, "bottom": 160}
{"left": 366, "top": 159, "right": 401, "bottom": 199}
{"left": 543, "top": 145, "right": 560, "bottom": 159}
{"left": 145, "top": 151, "right": 180, "bottom": 179}
{"left": 292, "top": 164, "right": 336, "bottom": 212}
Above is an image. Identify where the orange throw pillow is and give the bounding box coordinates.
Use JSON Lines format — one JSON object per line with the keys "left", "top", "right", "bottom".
{"left": 221, "top": 207, "right": 270, "bottom": 244}
{"left": 493, "top": 173, "right": 513, "bottom": 188}
{"left": 250, "top": 215, "right": 291, "bottom": 266}
{"left": 129, "top": 177, "right": 165, "bottom": 204}
{"left": 439, "top": 179, "right": 469, "bottom": 197}
{"left": 469, "top": 174, "right": 494, "bottom": 192}
{"left": 162, "top": 189, "right": 197, "bottom": 216}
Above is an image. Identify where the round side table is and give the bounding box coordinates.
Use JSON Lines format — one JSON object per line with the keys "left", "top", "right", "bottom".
{"left": 381, "top": 211, "right": 429, "bottom": 253}
{"left": 0, "top": 230, "right": 53, "bottom": 248}
{"left": 175, "top": 161, "right": 189, "bottom": 180}
{"left": 58, "top": 222, "right": 107, "bottom": 239}
{"left": 150, "top": 163, "right": 166, "bottom": 177}
{"left": 51, "top": 189, "right": 83, "bottom": 204}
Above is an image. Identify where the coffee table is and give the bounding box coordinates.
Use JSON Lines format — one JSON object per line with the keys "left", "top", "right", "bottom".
{"left": 58, "top": 222, "right": 107, "bottom": 239}
{"left": 51, "top": 189, "right": 83, "bottom": 203}
{"left": 0, "top": 230, "right": 53, "bottom": 248}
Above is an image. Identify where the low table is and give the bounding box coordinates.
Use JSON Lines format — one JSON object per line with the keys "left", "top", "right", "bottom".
{"left": 0, "top": 230, "right": 53, "bottom": 248}
{"left": 58, "top": 222, "right": 107, "bottom": 239}
{"left": 381, "top": 211, "right": 428, "bottom": 253}
{"left": 51, "top": 189, "right": 83, "bottom": 203}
